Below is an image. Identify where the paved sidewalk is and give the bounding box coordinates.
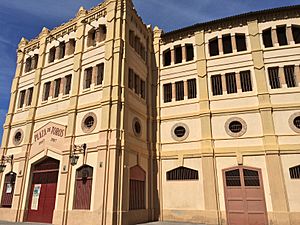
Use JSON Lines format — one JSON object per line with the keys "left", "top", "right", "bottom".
{"left": 0, "top": 221, "right": 50, "bottom": 225}
{"left": 0, "top": 221, "right": 204, "bottom": 225}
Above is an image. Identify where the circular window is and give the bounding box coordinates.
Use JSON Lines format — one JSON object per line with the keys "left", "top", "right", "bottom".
{"left": 81, "top": 112, "right": 97, "bottom": 133}
{"left": 229, "top": 121, "right": 243, "bottom": 133}
{"left": 225, "top": 117, "right": 247, "bottom": 137}
{"left": 132, "top": 117, "right": 142, "bottom": 137}
{"left": 13, "top": 129, "right": 24, "bottom": 145}
{"left": 289, "top": 113, "right": 300, "bottom": 133}
{"left": 171, "top": 123, "right": 189, "bottom": 141}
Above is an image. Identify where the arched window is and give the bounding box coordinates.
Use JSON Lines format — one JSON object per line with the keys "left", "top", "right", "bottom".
{"left": 166, "top": 166, "right": 199, "bottom": 181}
{"left": 289, "top": 165, "right": 300, "bottom": 179}
{"left": 73, "top": 165, "right": 93, "bottom": 210}
{"left": 1, "top": 172, "right": 16, "bottom": 208}
{"left": 129, "top": 165, "right": 145, "bottom": 210}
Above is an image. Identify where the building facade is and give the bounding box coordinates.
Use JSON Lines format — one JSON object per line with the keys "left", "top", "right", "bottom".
{"left": 0, "top": 1, "right": 300, "bottom": 225}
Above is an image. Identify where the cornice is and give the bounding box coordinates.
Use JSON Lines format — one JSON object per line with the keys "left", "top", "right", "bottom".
{"left": 162, "top": 5, "right": 300, "bottom": 44}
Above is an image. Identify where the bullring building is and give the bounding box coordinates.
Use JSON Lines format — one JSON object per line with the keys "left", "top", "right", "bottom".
{"left": 0, "top": 1, "right": 300, "bottom": 225}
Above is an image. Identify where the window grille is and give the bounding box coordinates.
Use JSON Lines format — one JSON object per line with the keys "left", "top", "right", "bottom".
{"left": 262, "top": 28, "right": 273, "bottom": 48}
{"left": 185, "top": 44, "right": 194, "bottom": 61}
{"left": 292, "top": 25, "right": 300, "bottom": 44}
{"left": 163, "top": 49, "right": 171, "bottom": 66}
{"left": 54, "top": 78, "right": 61, "bottom": 98}
{"left": 166, "top": 166, "right": 199, "bottom": 181}
{"left": 187, "top": 78, "right": 197, "bottom": 99}
{"left": 64, "top": 75, "right": 72, "bottom": 95}
{"left": 129, "top": 30, "right": 134, "bottom": 47}
{"left": 222, "top": 34, "right": 233, "bottom": 54}
{"left": 128, "top": 68, "right": 134, "bottom": 89}
{"left": 290, "top": 165, "right": 300, "bottom": 179}
{"left": 134, "top": 73, "right": 140, "bottom": 95}
{"left": 129, "top": 166, "right": 146, "bottom": 210}
{"left": 229, "top": 121, "right": 242, "bottom": 133}
{"left": 174, "top": 45, "right": 182, "bottom": 64}
{"left": 26, "top": 87, "right": 33, "bottom": 106}
{"left": 43, "top": 82, "right": 51, "bottom": 101}
{"left": 1, "top": 173, "right": 16, "bottom": 208}
{"left": 140, "top": 80, "right": 146, "bottom": 99}
{"left": 209, "top": 37, "right": 219, "bottom": 56}
{"left": 96, "top": 63, "right": 104, "bottom": 85}
{"left": 163, "top": 83, "right": 172, "bottom": 102}
{"left": 225, "top": 169, "right": 241, "bottom": 186}
{"left": 276, "top": 26, "right": 288, "bottom": 46}
{"left": 175, "top": 81, "right": 184, "bottom": 101}
{"left": 284, "top": 65, "right": 296, "bottom": 87}
{"left": 225, "top": 73, "right": 237, "bottom": 94}
{"left": 294, "top": 116, "right": 300, "bottom": 129}
{"left": 243, "top": 169, "right": 260, "bottom": 186}
{"left": 211, "top": 75, "right": 223, "bottom": 95}
{"left": 235, "top": 33, "right": 247, "bottom": 52}
{"left": 18, "top": 90, "right": 26, "bottom": 108}
{"left": 268, "top": 67, "right": 280, "bottom": 89}
{"left": 84, "top": 67, "right": 93, "bottom": 89}
{"left": 240, "top": 70, "right": 252, "bottom": 92}
{"left": 74, "top": 165, "right": 93, "bottom": 210}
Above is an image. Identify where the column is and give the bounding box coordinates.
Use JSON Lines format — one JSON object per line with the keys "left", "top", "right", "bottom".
{"left": 92, "top": 65, "right": 98, "bottom": 85}
{"left": 184, "top": 80, "right": 188, "bottom": 99}
{"left": 221, "top": 74, "right": 227, "bottom": 93}
{"left": 235, "top": 72, "right": 241, "bottom": 91}
{"left": 279, "top": 66, "right": 286, "bottom": 87}
{"left": 59, "top": 77, "right": 64, "bottom": 95}
{"left": 295, "top": 65, "right": 300, "bottom": 86}
{"left": 172, "top": 82, "right": 176, "bottom": 100}
{"left": 182, "top": 44, "right": 186, "bottom": 63}
{"left": 218, "top": 36, "right": 223, "bottom": 54}
{"left": 272, "top": 28, "right": 279, "bottom": 46}
{"left": 231, "top": 34, "right": 237, "bottom": 52}
{"left": 195, "top": 30, "right": 219, "bottom": 225}
{"left": 170, "top": 48, "right": 175, "bottom": 65}
{"left": 49, "top": 80, "right": 54, "bottom": 98}
{"left": 286, "top": 26, "right": 294, "bottom": 44}
{"left": 95, "top": 28, "right": 101, "bottom": 43}
{"left": 55, "top": 45, "right": 60, "bottom": 60}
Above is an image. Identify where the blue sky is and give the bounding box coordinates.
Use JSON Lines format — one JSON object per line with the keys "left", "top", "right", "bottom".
{"left": 0, "top": 0, "right": 299, "bottom": 141}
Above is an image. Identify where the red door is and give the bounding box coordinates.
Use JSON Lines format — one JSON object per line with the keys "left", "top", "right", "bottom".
{"left": 223, "top": 166, "right": 268, "bottom": 225}
{"left": 26, "top": 158, "right": 59, "bottom": 224}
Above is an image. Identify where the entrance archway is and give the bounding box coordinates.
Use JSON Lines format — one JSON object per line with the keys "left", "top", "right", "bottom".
{"left": 25, "top": 157, "right": 59, "bottom": 223}
{"left": 223, "top": 166, "right": 268, "bottom": 225}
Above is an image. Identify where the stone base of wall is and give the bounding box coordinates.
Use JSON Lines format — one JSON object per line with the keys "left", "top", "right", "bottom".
{"left": 0, "top": 208, "right": 17, "bottom": 222}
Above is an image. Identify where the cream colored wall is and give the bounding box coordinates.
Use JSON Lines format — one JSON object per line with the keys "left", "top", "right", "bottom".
{"left": 161, "top": 157, "right": 204, "bottom": 210}
{"left": 281, "top": 154, "right": 300, "bottom": 211}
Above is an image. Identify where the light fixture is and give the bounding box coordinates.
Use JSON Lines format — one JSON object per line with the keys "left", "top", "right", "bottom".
{"left": 70, "top": 143, "right": 87, "bottom": 166}
{"left": 0, "top": 155, "right": 14, "bottom": 173}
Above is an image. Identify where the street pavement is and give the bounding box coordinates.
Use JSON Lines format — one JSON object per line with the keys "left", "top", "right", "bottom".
{"left": 0, "top": 221, "right": 205, "bottom": 225}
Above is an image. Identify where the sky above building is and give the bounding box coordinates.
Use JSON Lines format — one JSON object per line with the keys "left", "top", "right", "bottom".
{"left": 0, "top": 0, "right": 299, "bottom": 140}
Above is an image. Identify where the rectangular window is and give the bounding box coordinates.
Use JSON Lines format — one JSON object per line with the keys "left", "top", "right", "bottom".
{"left": 222, "top": 34, "right": 233, "bottom": 54}
{"left": 69, "top": 39, "right": 76, "bottom": 55}
{"left": 18, "top": 90, "right": 26, "bottom": 108}
{"left": 134, "top": 36, "right": 140, "bottom": 53}
{"left": 134, "top": 74, "right": 140, "bottom": 95}
{"left": 54, "top": 78, "right": 61, "bottom": 98}
{"left": 284, "top": 65, "right": 296, "bottom": 88}
{"left": 174, "top": 45, "right": 182, "bottom": 64}
{"left": 175, "top": 81, "right": 184, "bottom": 101}
{"left": 240, "top": 70, "right": 252, "bottom": 92}
{"left": 43, "top": 82, "right": 51, "bottom": 101}
{"left": 31, "top": 54, "right": 39, "bottom": 70}
{"left": 1, "top": 173, "right": 16, "bottom": 208}
{"left": 268, "top": 67, "right": 280, "bottom": 89}
{"left": 235, "top": 33, "right": 247, "bottom": 52}
{"left": 163, "top": 83, "right": 172, "bottom": 103}
{"left": 211, "top": 75, "right": 223, "bottom": 95}
{"left": 225, "top": 73, "right": 237, "bottom": 94}
{"left": 292, "top": 25, "right": 300, "bottom": 44}
{"left": 129, "top": 30, "right": 134, "bottom": 47}
{"left": 140, "top": 80, "right": 146, "bottom": 99}
{"left": 99, "top": 25, "right": 107, "bottom": 42}
{"left": 64, "top": 75, "right": 72, "bottom": 95}
{"left": 163, "top": 49, "right": 171, "bottom": 66}
{"left": 128, "top": 68, "right": 134, "bottom": 89}
{"left": 26, "top": 87, "right": 33, "bottom": 106}
{"left": 25, "top": 57, "right": 31, "bottom": 73}
{"left": 49, "top": 47, "right": 56, "bottom": 63}
{"left": 96, "top": 63, "right": 104, "bottom": 85}
{"left": 84, "top": 67, "right": 93, "bottom": 89}
{"left": 209, "top": 37, "right": 219, "bottom": 56}
{"left": 87, "top": 29, "right": 96, "bottom": 47}
{"left": 290, "top": 165, "right": 300, "bottom": 179}
{"left": 263, "top": 28, "right": 273, "bottom": 48}
{"left": 187, "top": 78, "right": 197, "bottom": 99}
{"left": 186, "top": 44, "right": 194, "bottom": 61}
{"left": 276, "top": 26, "right": 288, "bottom": 46}
{"left": 59, "top": 42, "right": 65, "bottom": 59}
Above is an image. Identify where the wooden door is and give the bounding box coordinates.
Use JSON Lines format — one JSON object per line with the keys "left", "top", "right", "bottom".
{"left": 223, "top": 166, "right": 268, "bottom": 225}
{"left": 26, "top": 158, "right": 59, "bottom": 223}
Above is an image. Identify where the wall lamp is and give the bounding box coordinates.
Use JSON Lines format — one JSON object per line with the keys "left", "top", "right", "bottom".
{"left": 70, "top": 143, "right": 87, "bottom": 166}
{"left": 0, "top": 155, "right": 14, "bottom": 173}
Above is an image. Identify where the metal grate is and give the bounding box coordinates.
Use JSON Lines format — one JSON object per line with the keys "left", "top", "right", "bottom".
{"left": 240, "top": 70, "right": 252, "bottom": 92}
{"left": 187, "top": 79, "right": 197, "bottom": 99}
{"left": 163, "top": 83, "right": 172, "bottom": 102}
{"left": 175, "top": 81, "right": 184, "bottom": 101}
{"left": 211, "top": 75, "right": 223, "bottom": 95}
{"left": 229, "top": 121, "right": 242, "bottom": 133}
{"left": 284, "top": 65, "right": 296, "bottom": 88}
{"left": 290, "top": 165, "right": 300, "bottom": 179}
{"left": 268, "top": 67, "right": 280, "bottom": 89}
{"left": 225, "top": 73, "right": 237, "bottom": 94}
{"left": 294, "top": 116, "right": 300, "bottom": 129}
{"left": 225, "top": 169, "right": 241, "bottom": 186}
{"left": 167, "top": 166, "right": 199, "bottom": 181}
{"left": 129, "top": 180, "right": 145, "bottom": 210}
{"left": 243, "top": 169, "right": 260, "bottom": 186}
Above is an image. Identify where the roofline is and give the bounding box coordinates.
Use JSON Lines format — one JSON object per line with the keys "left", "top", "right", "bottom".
{"left": 162, "top": 4, "right": 300, "bottom": 41}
